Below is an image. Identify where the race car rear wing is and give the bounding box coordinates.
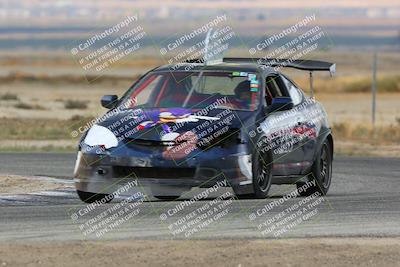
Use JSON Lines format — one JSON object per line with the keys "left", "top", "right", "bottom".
{"left": 222, "top": 57, "right": 336, "bottom": 76}
{"left": 222, "top": 57, "right": 336, "bottom": 97}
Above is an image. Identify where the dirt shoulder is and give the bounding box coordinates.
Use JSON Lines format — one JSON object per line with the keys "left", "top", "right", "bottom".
{"left": 0, "top": 238, "right": 399, "bottom": 267}
{"left": 0, "top": 175, "right": 69, "bottom": 194}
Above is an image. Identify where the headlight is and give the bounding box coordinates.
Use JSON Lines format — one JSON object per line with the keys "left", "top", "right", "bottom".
{"left": 84, "top": 125, "right": 118, "bottom": 149}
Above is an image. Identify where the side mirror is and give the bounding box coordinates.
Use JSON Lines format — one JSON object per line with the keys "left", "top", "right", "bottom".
{"left": 101, "top": 95, "right": 118, "bottom": 109}
{"left": 266, "top": 97, "right": 293, "bottom": 113}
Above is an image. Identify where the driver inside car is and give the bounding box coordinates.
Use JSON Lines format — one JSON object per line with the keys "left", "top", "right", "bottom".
{"left": 233, "top": 80, "right": 252, "bottom": 109}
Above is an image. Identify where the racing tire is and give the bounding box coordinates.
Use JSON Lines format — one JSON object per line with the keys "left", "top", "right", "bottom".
{"left": 297, "top": 139, "right": 332, "bottom": 197}
{"left": 234, "top": 147, "right": 272, "bottom": 199}
{"left": 251, "top": 148, "right": 272, "bottom": 198}
{"left": 76, "top": 190, "right": 114, "bottom": 204}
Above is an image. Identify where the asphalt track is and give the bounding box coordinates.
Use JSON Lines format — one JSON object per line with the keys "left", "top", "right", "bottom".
{"left": 0, "top": 153, "right": 399, "bottom": 241}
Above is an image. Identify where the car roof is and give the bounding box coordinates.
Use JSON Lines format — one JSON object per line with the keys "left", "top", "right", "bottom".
{"left": 153, "top": 62, "right": 269, "bottom": 73}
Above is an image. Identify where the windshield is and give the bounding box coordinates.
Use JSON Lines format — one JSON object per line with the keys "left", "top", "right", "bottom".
{"left": 120, "top": 71, "right": 260, "bottom": 111}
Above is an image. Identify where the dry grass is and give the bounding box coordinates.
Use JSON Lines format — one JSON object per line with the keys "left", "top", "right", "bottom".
{"left": 317, "top": 93, "right": 400, "bottom": 126}
{"left": 0, "top": 71, "right": 140, "bottom": 86}
{"left": 14, "top": 101, "right": 46, "bottom": 110}
{"left": 0, "top": 83, "right": 128, "bottom": 120}
{"left": 331, "top": 121, "right": 400, "bottom": 157}
{"left": 0, "top": 92, "right": 19, "bottom": 100}
{"left": 344, "top": 76, "right": 400, "bottom": 93}
{"left": 288, "top": 74, "right": 400, "bottom": 94}
{"left": 64, "top": 100, "right": 88, "bottom": 110}
{"left": 332, "top": 122, "right": 400, "bottom": 144}
{"left": 334, "top": 140, "right": 400, "bottom": 157}
{"left": 0, "top": 117, "right": 94, "bottom": 140}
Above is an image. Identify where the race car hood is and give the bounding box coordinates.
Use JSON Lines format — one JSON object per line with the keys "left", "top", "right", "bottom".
{"left": 96, "top": 107, "right": 255, "bottom": 142}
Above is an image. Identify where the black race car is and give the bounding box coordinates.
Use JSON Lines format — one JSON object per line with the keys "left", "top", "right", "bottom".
{"left": 74, "top": 57, "right": 335, "bottom": 203}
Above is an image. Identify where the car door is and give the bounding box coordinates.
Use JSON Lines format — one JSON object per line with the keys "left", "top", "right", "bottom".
{"left": 259, "top": 73, "right": 305, "bottom": 176}
{"left": 281, "top": 74, "right": 320, "bottom": 173}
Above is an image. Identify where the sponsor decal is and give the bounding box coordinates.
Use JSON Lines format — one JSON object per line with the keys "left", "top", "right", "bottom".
{"left": 250, "top": 83, "right": 259, "bottom": 88}
{"left": 133, "top": 108, "right": 220, "bottom": 160}
{"left": 248, "top": 73, "right": 257, "bottom": 80}
{"left": 136, "top": 108, "right": 219, "bottom": 133}
{"left": 250, "top": 79, "right": 259, "bottom": 84}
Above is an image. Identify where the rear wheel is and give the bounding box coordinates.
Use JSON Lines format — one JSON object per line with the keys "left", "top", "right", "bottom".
{"left": 76, "top": 190, "right": 114, "bottom": 204}
{"left": 297, "top": 139, "right": 332, "bottom": 196}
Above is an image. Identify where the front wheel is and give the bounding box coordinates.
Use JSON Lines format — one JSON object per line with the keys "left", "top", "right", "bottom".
{"left": 297, "top": 139, "right": 332, "bottom": 196}
{"left": 233, "top": 149, "right": 272, "bottom": 199}
{"left": 252, "top": 149, "right": 272, "bottom": 198}
{"left": 76, "top": 190, "right": 114, "bottom": 204}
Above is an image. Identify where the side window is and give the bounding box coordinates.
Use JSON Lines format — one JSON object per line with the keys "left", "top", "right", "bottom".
{"left": 281, "top": 75, "right": 303, "bottom": 105}
{"left": 266, "top": 76, "right": 282, "bottom": 97}
{"left": 265, "top": 75, "right": 288, "bottom": 105}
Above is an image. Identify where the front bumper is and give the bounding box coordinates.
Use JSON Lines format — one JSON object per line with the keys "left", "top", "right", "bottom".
{"left": 74, "top": 144, "right": 254, "bottom": 195}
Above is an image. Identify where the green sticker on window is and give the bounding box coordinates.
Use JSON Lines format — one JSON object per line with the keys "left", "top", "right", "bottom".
{"left": 232, "top": 72, "right": 240, "bottom": 76}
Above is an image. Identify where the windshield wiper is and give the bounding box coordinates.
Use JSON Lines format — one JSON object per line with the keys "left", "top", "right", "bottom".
{"left": 182, "top": 71, "right": 204, "bottom": 108}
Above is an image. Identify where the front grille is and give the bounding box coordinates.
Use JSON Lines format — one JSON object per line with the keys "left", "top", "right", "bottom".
{"left": 113, "top": 166, "right": 196, "bottom": 179}
{"left": 124, "top": 139, "right": 164, "bottom": 152}
{"left": 125, "top": 139, "right": 166, "bottom": 147}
